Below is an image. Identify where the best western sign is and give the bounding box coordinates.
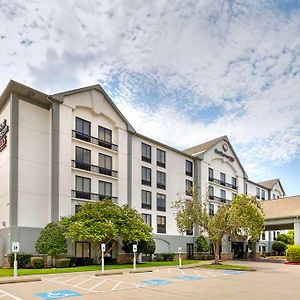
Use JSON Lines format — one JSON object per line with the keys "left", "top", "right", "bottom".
{"left": 215, "top": 142, "right": 234, "bottom": 162}
{"left": 0, "top": 119, "right": 9, "bottom": 152}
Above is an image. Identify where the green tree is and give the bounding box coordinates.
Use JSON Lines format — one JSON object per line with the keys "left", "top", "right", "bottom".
{"left": 272, "top": 241, "right": 287, "bottom": 255}
{"left": 277, "top": 233, "right": 293, "bottom": 245}
{"left": 174, "top": 191, "right": 265, "bottom": 264}
{"left": 195, "top": 235, "right": 209, "bottom": 253}
{"left": 35, "top": 222, "right": 67, "bottom": 266}
{"left": 62, "top": 200, "right": 152, "bottom": 261}
{"left": 287, "top": 230, "right": 294, "bottom": 244}
{"left": 122, "top": 237, "right": 156, "bottom": 255}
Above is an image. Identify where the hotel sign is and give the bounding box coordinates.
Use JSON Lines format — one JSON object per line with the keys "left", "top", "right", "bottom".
{"left": 0, "top": 119, "right": 9, "bottom": 152}
{"left": 215, "top": 143, "right": 234, "bottom": 162}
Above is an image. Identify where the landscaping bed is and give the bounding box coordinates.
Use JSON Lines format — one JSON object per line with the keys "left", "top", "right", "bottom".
{"left": 197, "top": 264, "right": 256, "bottom": 271}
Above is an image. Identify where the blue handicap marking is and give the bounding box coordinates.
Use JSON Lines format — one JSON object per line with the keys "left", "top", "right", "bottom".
{"left": 35, "top": 290, "right": 81, "bottom": 299}
{"left": 177, "top": 275, "right": 203, "bottom": 281}
{"left": 143, "top": 279, "right": 172, "bottom": 285}
{"left": 223, "top": 270, "right": 244, "bottom": 275}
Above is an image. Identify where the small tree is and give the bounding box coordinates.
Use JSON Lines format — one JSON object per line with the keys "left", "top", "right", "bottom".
{"left": 287, "top": 230, "right": 294, "bottom": 244}
{"left": 122, "top": 237, "right": 156, "bottom": 255}
{"left": 195, "top": 235, "right": 209, "bottom": 253}
{"left": 35, "top": 222, "right": 67, "bottom": 266}
{"left": 174, "top": 190, "right": 264, "bottom": 264}
{"left": 272, "top": 241, "right": 287, "bottom": 255}
{"left": 277, "top": 233, "right": 291, "bottom": 245}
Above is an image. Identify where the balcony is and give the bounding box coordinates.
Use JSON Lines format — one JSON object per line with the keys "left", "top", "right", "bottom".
{"left": 186, "top": 171, "right": 193, "bottom": 177}
{"left": 72, "top": 130, "right": 118, "bottom": 152}
{"left": 208, "top": 177, "right": 238, "bottom": 190}
{"left": 142, "top": 203, "right": 151, "bottom": 210}
{"left": 209, "top": 195, "right": 227, "bottom": 203}
{"left": 142, "top": 156, "right": 151, "bottom": 164}
{"left": 157, "top": 183, "right": 166, "bottom": 190}
{"left": 71, "top": 190, "right": 118, "bottom": 203}
{"left": 157, "top": 161, "right": 165, "bottom": 168}
{"left": 157, "top": 205, "right": 166, "bottom": 212}
{"left": 142, "top": 179, "right": 151, "bottom": 186}
{"left": 71, "top": 160, "right": 118, "bottom": 178}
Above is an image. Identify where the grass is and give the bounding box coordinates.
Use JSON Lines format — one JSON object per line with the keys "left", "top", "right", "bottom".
{"left": 198, "top": 264, "right": 255, "bottom": 271}
{"left": 0, "top": 260, "right": 200, "bottom": 277}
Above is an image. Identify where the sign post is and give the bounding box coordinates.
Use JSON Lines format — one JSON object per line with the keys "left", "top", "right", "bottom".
{"left": 133, "top": 244, "right": 137, "bottom": 271}
{"left": 12, "top": 242, "right": 19, "bottom": 279}
{"left": 178, "top": 247, "right": 182, "bottom": 268}
{"left": 101, "top": 243, "right": 106, "bottom": 273}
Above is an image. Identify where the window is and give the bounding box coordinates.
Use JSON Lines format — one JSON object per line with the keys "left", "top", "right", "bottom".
{"left": 75, "top": 204, "right": 81, "bottom": 213}
{"left": 186, "top": 180, "right": 193, "bottom": 196}
{"left": 186, "top": 226, "right": 193, "bottom": 236}
{"left": 261, "top": 232, "right": 266, "bottom": 240}
{"left": 75, "top": 176, "right": 91, "bottom": 199}
{"left": 99, "top": 180, "right": 112, "bottom": 197}
{"left": 157, "top": 193, "right": 166, "bottom": 212}
{"left": 232, "top": 193, "right": 236, "bottom": 200}
{"left": 142, "top": 214, "right": 152, "bottom": 226}
{"left": 75, "top": 117, "right": 91, "bottom": 141}
{"left": 157, "top": 216, "right": 166, "bottom": 234}
{"left": 209, "top": 203, "right": 214, "bottom": 216}
{"left": 273, "top": 193, "right": 276, "bottom": 199}
{"left": 75, "top": 147, "right": 91, "bottom": 170}
{"left": 142, "top": 167, "right": 151, "bottom": 186}
{"left": 220, "top": 172, "right": 226, "bottom": 185}
{"left": 157, "top": 171, "right": 166, "bottom": 189}
{"left": 75, "top": 242, "right": 91, "bottom": 258}
{"left": 98, "top": 126, "right": 112, "bottom": 148}
{"left": 208, "top": 168, "right": 214, "bottom": 181}
{"left": 157, "top": 149, "right": 166, "bottom": 168}
{"left": 245, "top": 183, "right": 248, "bottom": 195}
{"left": 141, "top": 190, "right": 151, "bottom": 209}
{"left": 256, "top": 187, "right": 260, "bottom": 199}
{"left": 208, "top": 186, "right": 214, "bottom": 200}
{"left": 261, "top": 189, "right": 265, "bottom": 200}
{"left": 273, "top": 231, "right": 277, "bottom": 241}
{"left": 186, "top": 160, "right": 193, "bottom": 177}
{"left": 220, "top": 189, "right": 226, "bottom": 202}
{"left": 232, "top": 177, "right": 237, "bottom": 189}
{"left": 142, "top": 143, "right": 151, "bottom": 163}
{"left": 99, "top": 153, "right": 113, "bottom": 176}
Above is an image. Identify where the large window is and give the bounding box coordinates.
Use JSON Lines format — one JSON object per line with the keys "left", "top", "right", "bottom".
{"left": 75, "top": 117, "right": 91, "bottom": 141}
{"left": 142, "top": 143, "right": 151, "bottom": 163}
{"left": 261, "top": 232, "right": 266, "bottom": 240}
{"left": 157, "top": 149, "right": 166, "bottom": 168}
{"left": 208, "top": 186, "right": 214, "bottom": 199}
{"left": 256, "top": 187, "right": 260, "bottom": 199}
{"left": 208, "top": 168, "right": 214, "bottom": 181}
{"left": 141, "top": 190, "right": 151, "bottom": 209}
{"left": 157, "top": 193, "right": 166, "bottom": 212}
{"left": 261, "top": 189, "right": 265, "bottom": 200}
{"left": 142, "top": 214, "right": 152, "bottom": 226}
{"left": 142, "top": 166, "right": 151, "bottom": 186}
{"left": 186, "top": 180, "right": 193, "bottom": 196}
{"left": 232, "top": 177, "right": 237, "bottom": 189}
{"left": 157, "top": 171, "right": 166, "bottom": 189}
{"left": 98, "top": 126, "right": 112, "bottom": 148}
{"left": 75, "top": 146, "right": 91, "bottom": 170}
{"left": 186, "top": 160, "right": 193, "bottom": 177}
{"left": 220, "top": 189, "right": 226, "bottom": 202}
{"left": 157, "top": 216, "right": 166, "bottom": 234}
{"left": 75, "top": 242, "right": 91, "bottom": 258}
{"left": 99, "top": 153, "right": 112, "bottom": 174}
{"left": 209, "top": 203, "right": 214, "bottom": 216}
{"left": 75, "top": 176, "right": 91, "bottom": 199}
{"left": 220, "top": 172, "right": 226, "bottom": 185}
{"left": 99, "top": 180, "right": 112, "bottom": 197}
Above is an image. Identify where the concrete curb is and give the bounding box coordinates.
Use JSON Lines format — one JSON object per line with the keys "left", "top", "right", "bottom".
{"left": 0, "top": 277, "right": 42, "bottom": 284}
{"left": 129, "top": 269, "right": 153, "bottom": 274}
{"left": 95, "top": 271, "right": 123, "bottom": 276}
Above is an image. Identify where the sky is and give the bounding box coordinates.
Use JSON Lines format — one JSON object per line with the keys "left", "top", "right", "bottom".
{"left": 0, "top": 0, "right": 300, "bottom": 195}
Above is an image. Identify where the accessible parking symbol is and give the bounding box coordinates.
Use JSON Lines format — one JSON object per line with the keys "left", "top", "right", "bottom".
{"left": 143, "top": 279, "right": 172, "bottom": 285}
{"left": 35, "top": 290, "right": 81, "bottom": 299}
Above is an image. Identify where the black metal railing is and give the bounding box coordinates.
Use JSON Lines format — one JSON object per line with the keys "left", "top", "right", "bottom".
{"left": 186, "top": 171, "right": 193, "bottom": 177}
{"left": 157, "top": 161, "right": 166, "bottom": 168}
{"left": 157, "top": 205, "right": 166, "bottom": 212}
{"left": 71, "top": 160, "right": 118, "bottom": 178}
{"left": 142, "top": 203, "right": 151, "bottom": 209}
{"left": 71, "top": 190, "right": 118, "bottom": 203}
{"left": 208, "top": 177, "right": 237, "bottom": 190}
{"left": 209, "top": 195, "right": 227, "bottom": 203}
{"left": 72, "top": 130, "right": 118, "bottom": 152}
{"left": 157, "top": 225, "right": 166, "bottom": 234}
{"left": 142, "top": 156, "right": 151, "bottom": 163}
{"left": 157, "top": 183, "right": 166, "bottom": 190}
{"left": 142, "top": 179, "right": 151, "bottom": 186}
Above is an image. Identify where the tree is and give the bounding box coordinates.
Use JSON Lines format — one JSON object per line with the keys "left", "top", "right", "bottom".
{"left": 272, "top": 241, "right": 287, "bottom": 255}
{"left": 174, "top": 191, "right": 265, "bottom": 264}
{"left": 62, "top": 200, "right": 152, "bottom": 261}
{"left": 122, "top": 237, "right": 156, "bottom": 255}
{"left": 287, "top": 230, "right": 294, "bottom": 244}
{"left": 195, "top": 235, "right": 209, "bottom": 253}
{"left": 277, "top": 233, "right": 293, "bottom": 245}
{"left": 35, "top": 222, "right": 67, "bottom": 266}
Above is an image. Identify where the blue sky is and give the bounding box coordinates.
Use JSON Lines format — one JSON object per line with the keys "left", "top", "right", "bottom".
{"left": 0, "top": 0, "right": 300, "bottom": 195}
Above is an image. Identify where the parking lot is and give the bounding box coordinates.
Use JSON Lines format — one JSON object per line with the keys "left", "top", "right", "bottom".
{"left": 0, "top": 262, "right": 299, "bottom": 299}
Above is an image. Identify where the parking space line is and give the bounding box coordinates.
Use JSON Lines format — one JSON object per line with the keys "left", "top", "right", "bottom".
{"left": 111, "top": 281, "right": 122, "bottom": 290}
{"left": 74, "top": 277, "right": 93, "bottom": 287}
{"left": 42, "top": 278, "right": 96, "bottom": 293}
{"left": 89, "top": 279, "right": 107, "bottom": 290}
{"left": 0, "top": 289, "right": 21, "bottom": 300}
{"left": 61, "top": 275, "right": 85, "bottom": 283}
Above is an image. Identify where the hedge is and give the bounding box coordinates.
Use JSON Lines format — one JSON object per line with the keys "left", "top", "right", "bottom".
{"left": 272, "top": 241, "right": 287, "bottom": 254}
{"left": 286, "top": 245, "right": 300, "bottom": 263}
{"left": 155, "top": 253, "right": 175, "bottom": 262}
{"left": 55, "top": 258, "right": 71, "bottom": 268}
{"left": 31, "top": 257, "right": 45, "bottom": 269}
{"left": 7, "top": 253, "right": 32, "bottom": 268}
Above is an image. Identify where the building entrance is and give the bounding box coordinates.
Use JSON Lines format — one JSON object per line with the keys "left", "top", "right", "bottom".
{"left": 232, "top": 242, "right": 244, "bottom": 259}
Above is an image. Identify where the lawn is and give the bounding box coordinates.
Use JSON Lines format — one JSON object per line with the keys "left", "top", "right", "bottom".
{"left": 0, "top": 260, "right": 200, "bottom": 277}
{"left": 198, "top": 264, "right": 255, "bottom": 271}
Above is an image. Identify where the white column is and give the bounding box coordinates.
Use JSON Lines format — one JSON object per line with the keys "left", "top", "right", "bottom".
{"left": 294, "top": 218, "right": 300, "bottom": 245}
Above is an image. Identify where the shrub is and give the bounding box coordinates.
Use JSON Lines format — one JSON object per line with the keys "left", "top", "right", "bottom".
{"left": 272, "top": 241, "right": 287, "bottom": 254}
{"left": 55, "top": 258, "right": 71, "bottom": 268}
{"left": 277, "top": 233, "right": 293, "bottom": 245}
{"left": 31, "top": 257, "right": 45, "bottom": 269}
{"left": 122, "top": 238, "right": 156, "bottom": 255}
{"left": 161, "top": 253, "right": 175, "bottom": 261}
{"left": 7, "top": 253, "right": 32, "bottom": 268}
{"left": 69, "top": 257, "right": 94, "bottom": 266}
{"left": 195, "top": 236, "right": 209, "bottom": 253}
{"left": 286, "top": 245, "right": 300, "bottom": 263}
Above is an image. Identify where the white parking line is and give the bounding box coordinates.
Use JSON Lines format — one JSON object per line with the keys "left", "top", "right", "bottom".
{"left": 74, "top": 277, "right": 93, "bottom": 287}
{"left": 61, "top": 275, "right": 85, "bottom": 283}
{"left": 89, "top": 279, "right": 107, "bottom": 290}
{"left": 111, "top": 281, "right": 122, "bottom": 291}
{"left": 0, "top": 289, "right": 21, "bottom": 300}
{"left": 42, "top": 278, "right": 96, "bottom": 293}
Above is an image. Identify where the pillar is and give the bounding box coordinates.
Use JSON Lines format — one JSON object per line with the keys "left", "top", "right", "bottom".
{"left": 294, "top": 218, "right": 300, "bottom": 245}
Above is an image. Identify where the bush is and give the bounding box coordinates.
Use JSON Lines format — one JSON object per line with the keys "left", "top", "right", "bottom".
{"left": 7, "top": 253, "right": 32, "bottom": 268}
{"left": 272, "top": 241, "right": 287, "bottom": 254}
{"left": 154, "top": 253, "right": 175, "bottom": 262}
{"left": 277, "top": 233, "right": 293, "bottom": 245}
{"left": 286, "top": 245, "right": 300, "bottom": 263}
{"left": 55, "top": 258, "right": 71, "bottom": 268}
{"left": 69, "top": 257, "right": 94, "bottom": 266}
{"left": 31, "top": 257, "right": 45, "bottom": 269}
{"left": 195, "top": 236, "right": 209, "bottom": 253}
{"left": 122, "top": 238, "right": 156, "bottom": 255}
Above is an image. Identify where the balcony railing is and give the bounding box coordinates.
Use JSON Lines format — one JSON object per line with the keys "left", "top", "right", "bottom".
{"left": 157, "top": 225, "right": 166, "bottom": 234}
{"left": 157, "top": 183, "right": 166, "bottom": 190}
{"left": 71, "top": 160, "right": 118, "bottom": 178}
{"left": 209, "top": 195, "right": 227, "bottom": 203}
{"left": 186, "top": 171, "right": 193, "bottom": 177}
{"left": 157, "top": 205, "right": 166, "bottom": 212}
{"left": 142, "top": 179, "right": 151, "bottom": 186}
{"left": 157, "top": 161, "right": 166, "bottom": 168}
{"left": 141, "top": 156, "right": 151, "bottom": 163}
{"left": 72, "top": 130, "right": 118, "bottom": 152}
{"left": 71, "top": 190, "right": 118, "bottom": 203}
{"left": 208, "top": 177, "right": 237, "bottom": 190}
{"left": 142, "top": 203, "right": 151, "bottom": 209}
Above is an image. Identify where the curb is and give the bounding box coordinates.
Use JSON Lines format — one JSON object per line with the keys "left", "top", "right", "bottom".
{"left": 129, "top": 269, "right": 153, "bottom": 274}
{"left": 0, "top": 277, "right": 42, "bottom": 284}
{"left": 95, "top": 271, "right": 123, "bottom": 276}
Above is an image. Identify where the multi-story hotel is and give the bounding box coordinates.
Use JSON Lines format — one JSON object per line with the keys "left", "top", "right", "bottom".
{"left": 0, "top": 80, "right": 285, "bottom": 265}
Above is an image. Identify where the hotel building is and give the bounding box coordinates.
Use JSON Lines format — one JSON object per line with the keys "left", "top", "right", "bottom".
{"left": 0, "top": 80, "right": 285, "bottom": 265}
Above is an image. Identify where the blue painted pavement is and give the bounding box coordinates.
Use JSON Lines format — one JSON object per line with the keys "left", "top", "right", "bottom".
{"left": 35, "top": 290, "right": 81, "bottom": 299}
{"left": 143, "top": 279, "right": 172, "bottom": 285}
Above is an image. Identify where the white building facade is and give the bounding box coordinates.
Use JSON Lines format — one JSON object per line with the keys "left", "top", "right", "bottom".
{"left": 0, "top": 81, "right": 285, "bottom": 265}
